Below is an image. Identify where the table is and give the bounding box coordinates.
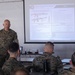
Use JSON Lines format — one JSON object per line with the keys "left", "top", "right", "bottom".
{"left": 20, "top": 58, "right": 71, "bottom": 70}
{"left": 62, "top": 59, "right": 71, "bottom": 69}
{"left": 62, "top": 59, "right": 71, "bottom": 63}
{"left": 20, "top": 58, "right": 71, "bottom": 63}
{"left": 20, "top": 58, "right": 34, "bottom": 62}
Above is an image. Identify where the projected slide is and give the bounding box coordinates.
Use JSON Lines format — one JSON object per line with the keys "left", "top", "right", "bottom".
{"left": 29, "top": 4, "right": 75, "bottom": 41}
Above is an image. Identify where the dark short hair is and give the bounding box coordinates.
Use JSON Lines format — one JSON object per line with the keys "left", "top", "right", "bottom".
{"left": 71, "top": 52, "right": 75, "bottom": 66}
{"left": 8, "top": 42, "right": 19, "bottom": 53}
{"left": 11, "top": 67, "right": 29, "bottom": 75}
{"left": 45, "top": 41, "right": 54, "bottom": 47}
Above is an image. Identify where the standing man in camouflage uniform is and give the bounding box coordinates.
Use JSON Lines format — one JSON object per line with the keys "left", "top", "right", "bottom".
{"left": 59, "top": 52, "right": 75, "bottom": 75}
{"left": 0, "top": 19, "right": 18, "bottom": 68}
{"left": 33, "top": 42, "right": 63, "bottom": 75}
{"left": 2, "top": 42, "right": 24, "bottom": 75}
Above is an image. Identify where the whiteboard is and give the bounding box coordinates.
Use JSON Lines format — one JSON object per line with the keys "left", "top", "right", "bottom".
{"left": 0, "top": 1, "right": 23, "bottom": 32}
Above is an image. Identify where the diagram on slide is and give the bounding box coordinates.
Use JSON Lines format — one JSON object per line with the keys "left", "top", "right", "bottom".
{"left": 30, "top": 4, "right": 75, "bottom": 41}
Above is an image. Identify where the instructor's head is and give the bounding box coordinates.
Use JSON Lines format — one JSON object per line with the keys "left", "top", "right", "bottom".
{"left": 3, "top": 19, "right": 11, "bottom": 30}
{"left": 44, "top": 41, "right": 54, "bottom": 54}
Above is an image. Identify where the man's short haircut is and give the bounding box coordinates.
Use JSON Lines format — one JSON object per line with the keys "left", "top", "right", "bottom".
{"left": 45, "top": 41, "right": 54, "bottom": 47}
{"left": 8, "top": 42, "right": 19, "bottom": 53}
{"left": 11, "top": 67, "right": 29, "bottom": 75}
{"left": 71, "top": 52, "right": 75, "bottom": 66}
{"left": 4, "top": 19, "right": 10, "bottom": 24}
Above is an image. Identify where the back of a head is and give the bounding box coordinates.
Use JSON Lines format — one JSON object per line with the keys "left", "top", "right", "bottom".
{"left": 8, "top": 42, "right": 19, "bottom": 53}
{"left": 71, "top": 52, "right": 75, "bottom": 66}
{"left": 11, "top": 67, "right": 29, "bottom": 75}
{"left": 44, "top": 41, "right": 54, "bottom": 53}
{"left": 45, "top": 41, "right": 54, "bottom": 47}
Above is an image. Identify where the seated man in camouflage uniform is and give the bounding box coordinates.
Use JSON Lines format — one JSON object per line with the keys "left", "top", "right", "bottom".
{"left": 59, "top": 52, "right": 75, "bottom": 75}
{"left": 33, "top": 42, "right": 63, "bottom": 75}
{"left": 2, "top": 42, "right": 24, "bottom": 75}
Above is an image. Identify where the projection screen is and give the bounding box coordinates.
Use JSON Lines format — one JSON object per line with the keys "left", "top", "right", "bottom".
{"left": 24, "top": 0, "right": 75, "bottom": 43}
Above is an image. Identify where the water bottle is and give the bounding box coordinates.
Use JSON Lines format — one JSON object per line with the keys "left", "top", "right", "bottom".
{"left": 20, "top": 46, "right": 23, "bottom": 54}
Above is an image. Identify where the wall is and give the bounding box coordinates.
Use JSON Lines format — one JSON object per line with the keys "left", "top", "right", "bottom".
{"left": 0, "top": 0, "right": 75, "bottom": 59}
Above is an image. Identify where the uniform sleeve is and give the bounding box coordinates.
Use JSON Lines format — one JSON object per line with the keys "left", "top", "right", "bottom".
{"left": 2, "top": 64, "right": 11, "bottom": 75}
{"left": 49, "top": 56, "right": 58, "bottom": 74}
{"left": 58, "top": 70, "right": 69, "bottom": 75}
{"left": 56, "top": 56, "right": 63, "bottom": 73}
{"left": 50, "top": 56, "right": 63, "bottom": 74}
{"left": 13, "top": 32, "right": 19, "bottom": 44}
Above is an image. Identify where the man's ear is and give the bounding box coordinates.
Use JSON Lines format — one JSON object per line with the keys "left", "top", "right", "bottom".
{"left": 8, "top": 50, "right": 10, "bottom": 54}
{"left": 17, "top": 50, "right": 20, "bottom": 56}
{"left": 9, "top": 24, "right": 11, "bottom": 27}
{"left": 70, "top": 60, "right": 72, "bottom": 65}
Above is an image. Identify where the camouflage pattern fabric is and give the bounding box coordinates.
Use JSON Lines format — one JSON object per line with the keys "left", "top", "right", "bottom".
{"left": 59, "top": 68, "right": 75, "bottom": 75}
{"left": 0, "top": 29, "right": 18, "bottom": 55}
{"left": 33, "top": 52, "right": 63, "bottom": 75}
{"left": 0, "top": 55, "right": 5, "bottom": 68}
{"left": 2, "top": 57, "right": 24, "bottom": 75}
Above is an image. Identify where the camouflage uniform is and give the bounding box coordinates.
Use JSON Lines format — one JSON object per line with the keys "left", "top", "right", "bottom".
{"left": 33, "top": 52, "right": 63, "bottom": 75}
{"left": 0, "top": 29, "right": 18, "bottom": 68}
{"left": 59, "top": 68, "right": 75, "bottom": 75}
{"left": 2, "top": 57, "right": 24, "bottom": 75}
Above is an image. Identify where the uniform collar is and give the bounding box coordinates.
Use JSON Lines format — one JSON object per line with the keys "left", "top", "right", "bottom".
{"left": 3, "top": 28, "right": 11, "bottom": 32}
{"left": 43, "top": 52, "right": 53, "bottom": 56}
{"left": 9, "top": 57, "right": 17, "bottom": 60}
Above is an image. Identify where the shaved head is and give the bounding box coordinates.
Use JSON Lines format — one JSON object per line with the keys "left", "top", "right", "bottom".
{"left": 3, "top": 19, "right": 11, "bottom": 30}
{"left": 44, "top": 41, "right": 54, "bottom": 54}
{"left": 4, "top": 19, "right": 10, "bottom": 24}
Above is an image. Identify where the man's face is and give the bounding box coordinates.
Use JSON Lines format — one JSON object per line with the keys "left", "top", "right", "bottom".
{"left": 15, "top": 71, "right": 26, "bottom": 75}
{"left": 3, "top": 21, "right": 10, "bottom": 29}
{"left": 44, "top": 44, "right": 54, "bottom": 53}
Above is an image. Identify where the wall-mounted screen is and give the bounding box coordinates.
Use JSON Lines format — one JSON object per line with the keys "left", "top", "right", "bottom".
{"left": 24, "top": 0, "right": 75, "bottom": 43}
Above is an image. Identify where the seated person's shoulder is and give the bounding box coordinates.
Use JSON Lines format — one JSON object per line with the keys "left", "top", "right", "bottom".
{"left": 59, "top": 69, "right": 75, "bottom": 75}
{"left": 3, "top": 58, "right": 12, "bottom": 66}
{"left": 50, "top": 55, "right": 63, "bottom": 68}
{"left": 2, "top": 58, "right": 13, "bottom": 70}
{"left": 50, "top": 54, "right": 58, "bottom": 61}
{"left": 2, "top": 60, "right": 12, "bottom": 75}
{"left": 2, "top": 58, "right": 24, "bottom": 75}
{"left": 51, "top": 54, "right": 61, "bottom": 60}
{"left": 2, "top": 58, "right": 19, "bottom": 70}
{"left": 33, "top": 55, "right": 46, "bottom": 61}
